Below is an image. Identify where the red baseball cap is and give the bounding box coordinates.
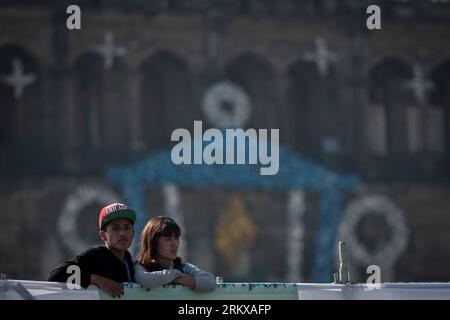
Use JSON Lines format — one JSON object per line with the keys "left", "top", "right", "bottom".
{"left": 98, "top": 203, "right": 136, "bottom": 230}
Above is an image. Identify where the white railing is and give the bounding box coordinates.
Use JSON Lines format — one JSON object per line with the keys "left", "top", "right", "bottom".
{"left": 2, "top": 279, "right": 450, "bottom": 300}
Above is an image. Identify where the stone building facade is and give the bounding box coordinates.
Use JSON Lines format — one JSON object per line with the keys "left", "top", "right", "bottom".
{"left": 0, "top": 0, "right": 449, "bottom": 283}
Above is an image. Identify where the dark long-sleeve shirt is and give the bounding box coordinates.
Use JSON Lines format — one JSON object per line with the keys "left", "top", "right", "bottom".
{"left": 48, "top": 245, "right": 134, "bottom": 289}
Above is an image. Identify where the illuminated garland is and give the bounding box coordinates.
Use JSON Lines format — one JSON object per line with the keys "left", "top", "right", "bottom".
{"left": 58, "top": 185, "right": 119, "bottom": 255}
{"left": 286, "top": 190, "right": 306, "bottom": 282}
{"left": 201, "top": 81, "right": 252, "bottom": 128}
{"left": 338, "top": 195, "right": 409, "bottom": 267}
{"left": 162, "top": 184, "right": 188, "bottom": 259}
{"left": 108, "top": 147, "right": 359, "bottom": 282}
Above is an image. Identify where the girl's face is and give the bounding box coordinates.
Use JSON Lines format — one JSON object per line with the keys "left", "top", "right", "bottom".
{"left": 156, "top": 234, "right": 180, "bottom": 261}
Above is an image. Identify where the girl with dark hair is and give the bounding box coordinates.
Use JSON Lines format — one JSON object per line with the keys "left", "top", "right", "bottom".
{"left": 135, "top": 216, "right": 216, "bottom": 292}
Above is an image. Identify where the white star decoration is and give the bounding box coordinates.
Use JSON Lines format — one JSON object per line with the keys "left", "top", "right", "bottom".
{"left": 0, "top": 58, "right": 36, "bottom": 99}
{"left": 405, "top": 63, "right": 434, "bottom": 104}
{"left": 302, "top": 37, "right": 338, "bottom": 77}
{"left": 93, "top": 32, "right": 126, "bottom": 70}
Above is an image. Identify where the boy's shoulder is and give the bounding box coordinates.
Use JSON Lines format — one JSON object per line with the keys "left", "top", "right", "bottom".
{"left": 77, "top": 245, "right": 109, "bottom": 258}
{"left": 84, "top": 245, "right": 108, "bottom": 253}
{"left": 78, "top": 246, "right": 134, "bottom": 265}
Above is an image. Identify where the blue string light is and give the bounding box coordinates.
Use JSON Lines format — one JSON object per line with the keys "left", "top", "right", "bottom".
{"left": 108, "top": 146, "right": 358, "bottom": 282}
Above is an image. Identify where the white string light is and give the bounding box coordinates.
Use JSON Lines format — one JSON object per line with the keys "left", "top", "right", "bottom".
{"left": 202, "top": 81, "right": 252, "bottom": 129}
{"left": 163, "top": 184, "right": 188, "bottom": 259}
{"left": 58, "top": 185, "right": 120, "bottom": 255}
{"left": 338, "top": 195, "right": 409, "bottom": 270}
{"left": 286, "top": 189, "right": 306, "bottom": 282}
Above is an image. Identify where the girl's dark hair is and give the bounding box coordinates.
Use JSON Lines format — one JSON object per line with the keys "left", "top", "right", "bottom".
{"left": 137, "top": 216, "right": 182, "bottom": 270}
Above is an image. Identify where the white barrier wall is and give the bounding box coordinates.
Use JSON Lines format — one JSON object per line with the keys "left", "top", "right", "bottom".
{"left": 3, "top": 280, "right": 450, "bottom": 300}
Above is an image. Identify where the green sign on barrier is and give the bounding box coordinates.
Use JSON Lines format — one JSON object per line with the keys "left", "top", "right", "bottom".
{"left": 99, "top": 283, "right": 299, "bottom": 300}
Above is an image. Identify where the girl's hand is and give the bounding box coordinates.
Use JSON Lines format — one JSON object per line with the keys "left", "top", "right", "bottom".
{"left": 173, "top": 275, "right": 196, "bottom": 289}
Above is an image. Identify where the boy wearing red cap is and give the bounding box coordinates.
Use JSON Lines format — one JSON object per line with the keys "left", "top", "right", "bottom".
{"left": 48, "top": 203, "right": 136, "bottom": 297}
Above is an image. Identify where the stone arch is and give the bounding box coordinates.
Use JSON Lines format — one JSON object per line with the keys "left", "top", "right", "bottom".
{"left": 363, "top": 54, "right": 415, "bottom": 77}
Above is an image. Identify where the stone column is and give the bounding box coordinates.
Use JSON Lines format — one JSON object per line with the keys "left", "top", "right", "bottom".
{"left": 128, "top": 68, "right": 146, "bottom": 151}
{"left": 50, "top": 2, "right": 71, "bottom": 170}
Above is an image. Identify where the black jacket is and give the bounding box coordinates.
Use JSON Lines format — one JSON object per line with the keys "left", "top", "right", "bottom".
{"left": 48, "top": 245, "right": 134, "bottom": 288}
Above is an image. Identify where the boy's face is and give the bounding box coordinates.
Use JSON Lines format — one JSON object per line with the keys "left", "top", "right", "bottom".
{"left": 100, "top": 218, "right": 134, "bottom": 251}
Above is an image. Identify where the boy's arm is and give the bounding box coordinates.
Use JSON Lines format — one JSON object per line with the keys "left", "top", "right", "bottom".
{"left": 48, "top": 247, "right": 124, "bottom": 296}
{"left": 48, "top": 261, "right": 74, "bottom": 283}
{"left": 47, "top": 248, "right": 99, "bottom": 289}
{"left": 48, "top": 261, "right": 92, "bottom": 289}
{"left": 90, "top": 274, "right": 124, "bottom": 297}
{"left": 76, "top": 249, "right": 125, "bottom": 297}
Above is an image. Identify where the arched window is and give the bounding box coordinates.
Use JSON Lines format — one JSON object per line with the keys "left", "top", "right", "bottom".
{"left": 367, "top": 58, "right": 413, "bottom": 156}
{"left": 224, "top": 53, "right": 278, "bottom": 130}
{"left": 429, "top": 61, "right": 450, "bottom": 154}
{"left": 287, "top": 57, "right": 339, "bottom": 160}
{"left": 0, "top": 45, "right": 43, "bottom": 148}
{"left": 73, "top": 53, "right": 103, "bottom": 148}
{"left": 73, "top": 52, "right": 129, "bottom": 150}
{"left": 139, "top": 51, "right": 192, "bottom": 151}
